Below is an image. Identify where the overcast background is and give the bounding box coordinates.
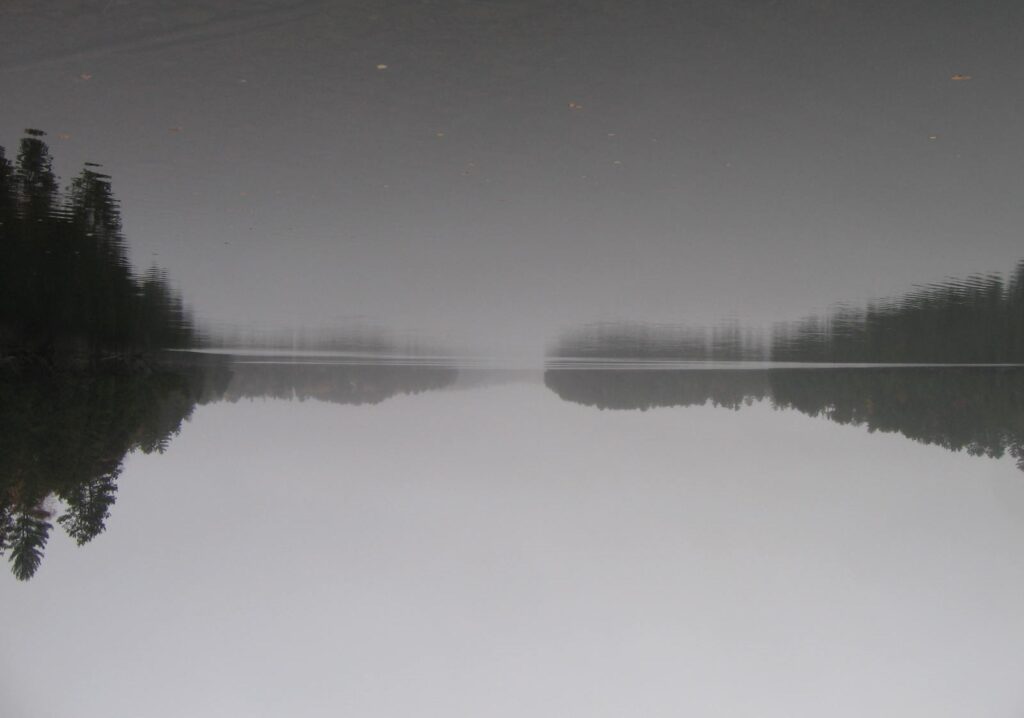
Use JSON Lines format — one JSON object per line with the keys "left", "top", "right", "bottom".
{"left": 5, "top": 4, "right": 1024, "bottom": 715}
{"left": 3, "top": 388, "right": 1024, "bottom": 716}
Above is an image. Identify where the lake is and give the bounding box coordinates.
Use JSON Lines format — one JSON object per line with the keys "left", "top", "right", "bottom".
{"left": 3, "top": 1, "right": 1024, "bottom": 716}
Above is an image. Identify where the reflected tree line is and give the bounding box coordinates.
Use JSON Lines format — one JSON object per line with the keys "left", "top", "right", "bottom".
{"left": 547, "top": 265, "right": 1024, "bottom": 468}
{"left": 547, "top": 261, "right": 1024, "bottom": 476}
{"left": 3, "top": 129, "right": 1024, "bottom": 580}
{"left": 771, "top": 266, "right": 1024, "bottom": 363}
{"left": 8, "top": 352, "right": 1021, "bottom": 581}
{"left": 549, "top": 321, "right": 768, "bottom": 362}
{"left": 1, "top": 129, "right": 204, "bottom": 581}
{"left": 551, "top": 263, "right": 1024, "bottom": 364}
{"left": 0, "top": 130, "right": 456, "bottom": 580}
{"left": 0, "top": 130, "right": 196, "bottom": 356}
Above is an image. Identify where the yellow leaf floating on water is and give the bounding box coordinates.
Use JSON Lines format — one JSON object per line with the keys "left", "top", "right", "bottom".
{"left": 951, "top": 73, "right": 971, "bottom": 81}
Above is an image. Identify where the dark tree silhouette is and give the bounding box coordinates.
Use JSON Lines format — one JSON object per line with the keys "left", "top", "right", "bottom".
{"left": 544, "top": 366, "right": 1024, "bottom": 471}
{"left": 0, "top": 356, "right": 458, "bottom": 581}
{"left": 552, "top": 262, "right": 1024, "bottom": 366}
{"left": 57, "top": 469, "right": 120, "bottom": 546}
{"left": 548, "top": 259, "right": 1024, "bottom": 471}
{"left": 8, "top": 512, "right": 53, "bottom": 582}
{"left": 0, "top": 361, "right": 230, "bottom": 580}
{"left": 0, "top": 130, "right": 468, "bottom": 582}
{"left": 0, "top": 129, "right": 198, "bottom": 356}
{"left": 771, "top": 264, "right": 1024, "bottom": 364}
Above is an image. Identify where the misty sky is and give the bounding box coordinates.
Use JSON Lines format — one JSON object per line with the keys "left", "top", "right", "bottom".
{"left": 3, "top": 387, "right": 1024, "bottom": 716}
{"left": 2, "top": 0, "right": 1023, "bottom": 353}
{"left": 6, "top": 4, "right": 1024, "bottom": 715}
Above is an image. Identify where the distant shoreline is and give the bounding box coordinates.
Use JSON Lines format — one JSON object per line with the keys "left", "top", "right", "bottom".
{"left": 0, "top": 348, "right": 176, "bottom": 375}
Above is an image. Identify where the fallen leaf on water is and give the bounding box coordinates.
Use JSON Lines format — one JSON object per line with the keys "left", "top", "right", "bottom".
{"left": 168, "top": 126, "right": 183, "bottom": 134}
{"left": 79, "top": 73, "right": 93, "bottom": 80}
{"left": 56, "top": 133, "right": 71, "bottom": 140}
{"left": 951, "top": 73, "right": 971, "bottom": 81}
{"left": 568, "top": 101, "right": 583, "bottom": 110}
{"left": 376, "top": 64, "right": 388, "bottom": 70}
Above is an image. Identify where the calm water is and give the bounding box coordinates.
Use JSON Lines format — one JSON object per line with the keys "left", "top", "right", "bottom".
{"left": 3, "top": 1, "right": 1024, "bottom": 716}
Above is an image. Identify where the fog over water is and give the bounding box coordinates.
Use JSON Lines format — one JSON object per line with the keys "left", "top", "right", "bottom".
{"left": 3, "top": 0, "right": 1024, "bottom": 353}
{"left": 4, "top": 2, "right": 1024, "bottom": 717}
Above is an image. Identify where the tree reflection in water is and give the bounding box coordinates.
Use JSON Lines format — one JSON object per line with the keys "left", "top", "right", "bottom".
{"left": 548, "top": 258, "right": 1024, "bottom": 470}
{"left": 2, "top": 128, "right": 1023, "bottom": 581}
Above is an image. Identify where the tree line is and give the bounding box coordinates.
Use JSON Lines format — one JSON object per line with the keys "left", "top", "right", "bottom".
{"left": 0, "top": 357, "right": 458, "bottom": 581}
{"left": 0, "top": 360, "right": 230, "bottom": 580}
{"left": 551, "top": 262, "right": 1024, "bottom": 364}
{"left": 771, "top": 265, "right": 1024, "bottom": 363}
{"left": 544, "top": 366, "right": 1024, "bottom": 471}
{"left": 0, "top": 129, "right": 197, "bottom": 355}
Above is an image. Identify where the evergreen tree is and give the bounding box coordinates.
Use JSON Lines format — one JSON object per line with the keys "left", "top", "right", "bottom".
{"left": 8, "top": 511, "right": 52, "bottom": 582}
{"left": 57, "top": 469, "right": 119, "bottom": 545}
{"left": 15, "top": 129, "right": 58, "bottom": 220}
{"left": 0, "top": 131, "right": 198, "bottom": 353}
{"left": 771, "top": 267, "right": 1024, "bottom": 364}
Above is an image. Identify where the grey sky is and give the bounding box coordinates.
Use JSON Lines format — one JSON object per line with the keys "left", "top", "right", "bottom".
{"left": 2, "top": 0, "right": 1023, "bottom": 353}
{"left": 3, "top": 387, "right": 1024, "bottom": 716}
{"left": 4, "top": 4, "right": 1024, "bottom": 715}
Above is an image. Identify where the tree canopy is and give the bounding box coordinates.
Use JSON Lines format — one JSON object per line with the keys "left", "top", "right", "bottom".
{"left": 0, "top": 130, "right": 197, "bottom": 354}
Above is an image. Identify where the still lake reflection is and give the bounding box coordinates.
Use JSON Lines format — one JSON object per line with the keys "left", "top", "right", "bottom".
{"left": 4, "top": 7, "right": 1024, "bottom": 707}
{"left": 3, "top": 354, "right": 1024, "bottom": 715}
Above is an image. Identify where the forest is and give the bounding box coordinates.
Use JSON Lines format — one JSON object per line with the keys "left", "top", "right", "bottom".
{"left": 551, "top": 262, "right": 1024, "bottom": 364}
{"left": 0, "top": 129, "right": 197, "bottom": 356}
{"left": 771, "top": 266, "right": 1024, "bottom": 363}
{"left": 4, "top": 126, "right": 1023, "bottom": 581}
{"left": 544, "top": 366, "right": 1024, "bottom": 472}
{"left": 0, "top": 360, "right": 230, "bottom": 580}
{"left": 0, "top": 356, "right": 458, "bottom": 581}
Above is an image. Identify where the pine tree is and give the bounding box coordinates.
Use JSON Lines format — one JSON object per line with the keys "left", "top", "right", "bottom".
{"left": 9, "top": 511, "right": 52, "bottom": 581}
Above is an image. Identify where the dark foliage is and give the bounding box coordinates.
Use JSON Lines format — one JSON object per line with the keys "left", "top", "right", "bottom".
{"left": 771, "top": 264, "right": 1024, "bottom": 363}
{"left": 0, "top": 356, "right": 458, "bottom": 580}
{"left": 769, "top": 367, "right": 1024, "bottom": 466}
{"left": 0, "top": 130, "right": 197, "bottom": 354}
{"left": 545, "top": 366, "right": 1024, "bottom": 471}
{"left": 552, "top": 263, "right": 1024, "bottom": 365}
{"left": 0, "top": 362, "right": 230, "bottom": 580}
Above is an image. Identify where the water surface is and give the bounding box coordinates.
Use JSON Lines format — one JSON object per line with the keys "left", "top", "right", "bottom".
{"left": 4, "top": 1, "right": 1024, "bottom": 715}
